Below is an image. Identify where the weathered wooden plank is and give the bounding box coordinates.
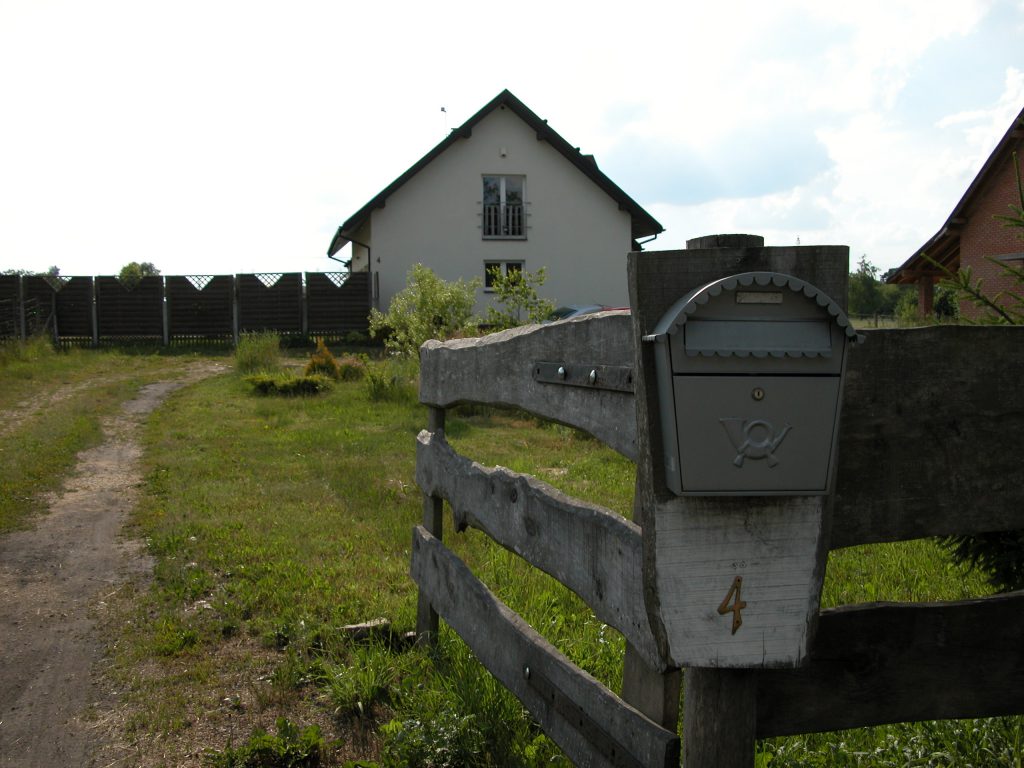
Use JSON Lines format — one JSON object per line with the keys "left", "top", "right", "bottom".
{"left": 410, "top": 527, "right": 680, "bottom": 768}
{"left": 833, "top": 325, "right": 1024, "bottom": 547}
{"left": 649, "top": 496, "right": 830, "bottom": 668}
{"left": 415, "top": 429, "right": 662, "bottom": 670}
{"left": 419, "top": 312, "right": 637, "bottom": 460}
{"left": 755, "top": 592, "right": 1024, "bottom": 737}
{"left": 416, "top": 407, "right": 446, "bottom": 646}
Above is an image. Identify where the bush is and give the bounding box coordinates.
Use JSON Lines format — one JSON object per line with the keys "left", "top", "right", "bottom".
{"left": 246, "top": 373, "right": 333, "bottom": 396}
{"left": 304, "top": 338, "right": 341, "bottom": 380}
{"left": 368, "top": 264, "right": 479, "bottom": 356}
{"left": 236, "top": 332, "right": 282, "bottom": 374}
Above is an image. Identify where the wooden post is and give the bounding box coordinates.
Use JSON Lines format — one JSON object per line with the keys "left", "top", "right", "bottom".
{"left": 90, "top": 277, "right": 98, "bottom": 347}
{"left": 917, "top": 274, "right": 934, "bottom": 317}
{"left": 622, "top": 472, "right": 682, "bottom": 730}
{"left": 628, "top": 236, "right": 850, "bottom": 765}
{"left": 622, "top": 643, "right": 681, "bottom": 730}
{"left": 683, "top": 669, "right": 756, "bottom": 768}
{"left": 416, "top": 405, "right": 445, "bottom": 646}
{"left": 231, "top": 275, "right": 239, "bottom": 347}
{"left": 17, "top": 275, "right": 26, "bottom": 341}
{"left": 161, "top": 276, "right": 169, "bottom": 346}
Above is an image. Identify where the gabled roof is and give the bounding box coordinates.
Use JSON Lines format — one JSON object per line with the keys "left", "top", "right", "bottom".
{"left": 327, "top": 89, "right": 664, "bottom": 256}
{"left": 888, "top": 104, "right": 1024, "bottom": 284}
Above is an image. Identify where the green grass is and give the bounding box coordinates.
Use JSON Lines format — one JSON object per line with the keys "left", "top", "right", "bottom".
{"left": 11, "top": 347, "right": 1016, "bottom": 766}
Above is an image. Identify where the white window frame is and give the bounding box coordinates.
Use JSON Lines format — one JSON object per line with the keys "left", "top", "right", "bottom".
{"left": 482, "top": 175, "right": 527, "bottom": 240}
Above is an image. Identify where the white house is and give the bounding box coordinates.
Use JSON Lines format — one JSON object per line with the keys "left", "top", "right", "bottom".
{"left": 327, "top": 89, "right": 663, "bottom": 314}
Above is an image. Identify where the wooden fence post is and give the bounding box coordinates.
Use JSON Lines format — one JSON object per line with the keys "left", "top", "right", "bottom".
{"left": 17, "top": 275, "right": 26, "bottom": 341}
{"left": 416, "top": 405, "right": 446, "bottom": 646}
{"left": 622, "top": 472, "right": 682, "bottom": 730}
{"left": 231, "top": 275, "right": 239, "bottom": 347}
{"left": 90, "top": 277, "right": 98, "bottom": 347}
{"left": 683, "top": 669, "right": 756, "bottom": 768}
{"left": 161, "top": 276, "right": 169, "bottom": 346}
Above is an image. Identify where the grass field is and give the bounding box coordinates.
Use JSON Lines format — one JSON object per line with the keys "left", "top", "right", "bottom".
{"left": 2, "top": 338, "right": 1021, "bottom": 766}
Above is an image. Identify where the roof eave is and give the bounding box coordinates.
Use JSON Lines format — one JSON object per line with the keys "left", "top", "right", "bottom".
{"left": 888, "top": 104, "right": 1024, "bottom": 284}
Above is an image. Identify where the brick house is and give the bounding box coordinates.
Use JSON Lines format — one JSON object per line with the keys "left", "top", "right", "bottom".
{"left": 888, "top": 105, "right": 1024, "bottom": 318}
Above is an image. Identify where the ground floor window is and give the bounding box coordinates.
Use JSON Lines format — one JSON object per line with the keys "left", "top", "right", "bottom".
{"left": 484, "top": 261, "right": 523, "bottom": 291}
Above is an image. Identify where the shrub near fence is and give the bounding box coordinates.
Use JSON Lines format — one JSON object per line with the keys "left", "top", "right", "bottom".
{"left": 0, "top": 271, "right": 371, "bottom": 346}
{"left": 412, "top": 244, "right": 1024, "bottom": 767}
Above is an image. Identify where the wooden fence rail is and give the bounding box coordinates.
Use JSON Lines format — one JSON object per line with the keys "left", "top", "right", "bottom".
{"left": 414, "top": 309, "right": 1024, "bottom": 765}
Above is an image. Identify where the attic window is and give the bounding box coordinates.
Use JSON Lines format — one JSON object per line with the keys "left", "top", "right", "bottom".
{"left": 482, "top": 175, "right": 526, "bottom": 239}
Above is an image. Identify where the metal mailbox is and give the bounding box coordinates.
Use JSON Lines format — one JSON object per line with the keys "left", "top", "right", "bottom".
{"left": 645, "top": 271, "right": 861, "bottom": 496}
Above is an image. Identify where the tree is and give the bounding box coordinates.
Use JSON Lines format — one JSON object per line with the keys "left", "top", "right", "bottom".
{"left": 118, "top": 261, "right": 160, "bottom": 289}
{"left": 368, "top": 264, "right": 479, "bottom": 357}
{"left": 1, "top": 266, "right": 60, "bottom": 276}
{"left": 484, "top": 265, "right": 555, "bottom": 329}
{"left": 847, "top": 256, "right": 909, "bottom": 317}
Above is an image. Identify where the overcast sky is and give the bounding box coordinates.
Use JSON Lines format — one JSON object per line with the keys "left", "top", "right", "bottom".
{"left": 2, "top": 0, "right": 1022, "bottom": 280}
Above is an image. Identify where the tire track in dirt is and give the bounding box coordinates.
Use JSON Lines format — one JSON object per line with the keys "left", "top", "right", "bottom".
{"left": 0, "top": 362, "right": 226, "bottom": 767}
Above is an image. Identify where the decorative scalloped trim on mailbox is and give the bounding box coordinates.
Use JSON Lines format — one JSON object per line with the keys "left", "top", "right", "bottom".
{"left": 645, "top": 272, "right": 863, "bottom": 359}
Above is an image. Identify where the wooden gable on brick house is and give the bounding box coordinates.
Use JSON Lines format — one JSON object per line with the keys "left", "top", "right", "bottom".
{"left": 888, "top": 105, "right": 1024, "bottom": 317}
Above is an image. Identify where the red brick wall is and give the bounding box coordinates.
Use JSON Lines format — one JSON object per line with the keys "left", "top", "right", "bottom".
{"left": 958, "top": 143, "right": 1024, "bottom": 319}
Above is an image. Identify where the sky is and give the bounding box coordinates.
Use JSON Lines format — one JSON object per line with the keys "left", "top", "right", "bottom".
{"left": 1, "top": 0, "right": 1023, "bottom": 279}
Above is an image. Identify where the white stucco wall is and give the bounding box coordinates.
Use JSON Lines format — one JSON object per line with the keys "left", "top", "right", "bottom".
{"left": 367, "top": 106, "right": 634, "bottom": 315}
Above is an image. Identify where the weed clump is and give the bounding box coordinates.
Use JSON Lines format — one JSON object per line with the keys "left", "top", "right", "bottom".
{"left": 336, "top": 355, "right": 367, "bottom": 381}
{"left": 246, "top": 373, "right": 333, "bottom": 396}
{"left": 364, "top": 359, "right": 417, "bottom": 403}
{"left": 202, "top": 717, "right": 335, "bottom": 767}
{"left": 235, "top": 332, "right": 281, "bottom": 374}
{"left": 0, "top": 334, "right": 56, "bottom": 368}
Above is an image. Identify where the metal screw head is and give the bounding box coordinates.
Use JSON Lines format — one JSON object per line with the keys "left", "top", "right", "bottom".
{"left": 752, "top": 387, "right": 765, "bottom": 401}
{"left": 523, "top": 665, "right": 531, "bottom": 680}
{"left": 557, "top": 366, "right": 566, "bottom": 379}
{"left": 589, "top": 369, "right": 597, "bottom": 385}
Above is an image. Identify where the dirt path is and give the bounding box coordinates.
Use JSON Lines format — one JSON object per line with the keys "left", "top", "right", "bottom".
{"left": 0, "top": 362, "right": 226, "bottom": 767}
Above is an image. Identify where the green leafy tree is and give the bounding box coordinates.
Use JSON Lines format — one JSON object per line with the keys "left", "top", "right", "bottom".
{"left": 368, "top": 263, "right": 479, "bottom": 356}
{"left": 484, "top": 265, "right": 556, "bottom": 329}
{"left": 848, "top": 256, "right": 908, "bottom": 317}
{"left": 1, "top": 266, "right": 59, "bottom": 276}
{"left": 118, "top": 261, "right": 160, "bottom": 289}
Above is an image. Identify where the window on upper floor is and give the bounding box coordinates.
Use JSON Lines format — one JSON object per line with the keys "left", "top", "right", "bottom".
{"left": 484, "top": 260, "right": 523, "bottom": 291}
{"left": 482, "top": 175, "right": 526, "bottom": 239}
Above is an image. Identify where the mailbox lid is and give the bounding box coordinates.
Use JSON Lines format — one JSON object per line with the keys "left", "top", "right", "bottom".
{"left": 651, "top": 272, "right": 859, "bottom": 376}
{"left": 673, "top": 375, "right": 841, "bottom": 494}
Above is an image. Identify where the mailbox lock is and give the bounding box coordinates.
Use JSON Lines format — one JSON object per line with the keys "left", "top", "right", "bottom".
{"left": 752, "top": 387, "right": 765, "bottom": 402}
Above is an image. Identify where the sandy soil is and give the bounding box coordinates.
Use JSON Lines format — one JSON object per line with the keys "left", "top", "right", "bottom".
{"left": 0, "top": 362, "right": 226, "bottom": 767}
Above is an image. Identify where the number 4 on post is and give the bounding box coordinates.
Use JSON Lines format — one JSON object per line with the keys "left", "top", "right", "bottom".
{"left": 717, "top": 576, "right": 747, "bottom": 635}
